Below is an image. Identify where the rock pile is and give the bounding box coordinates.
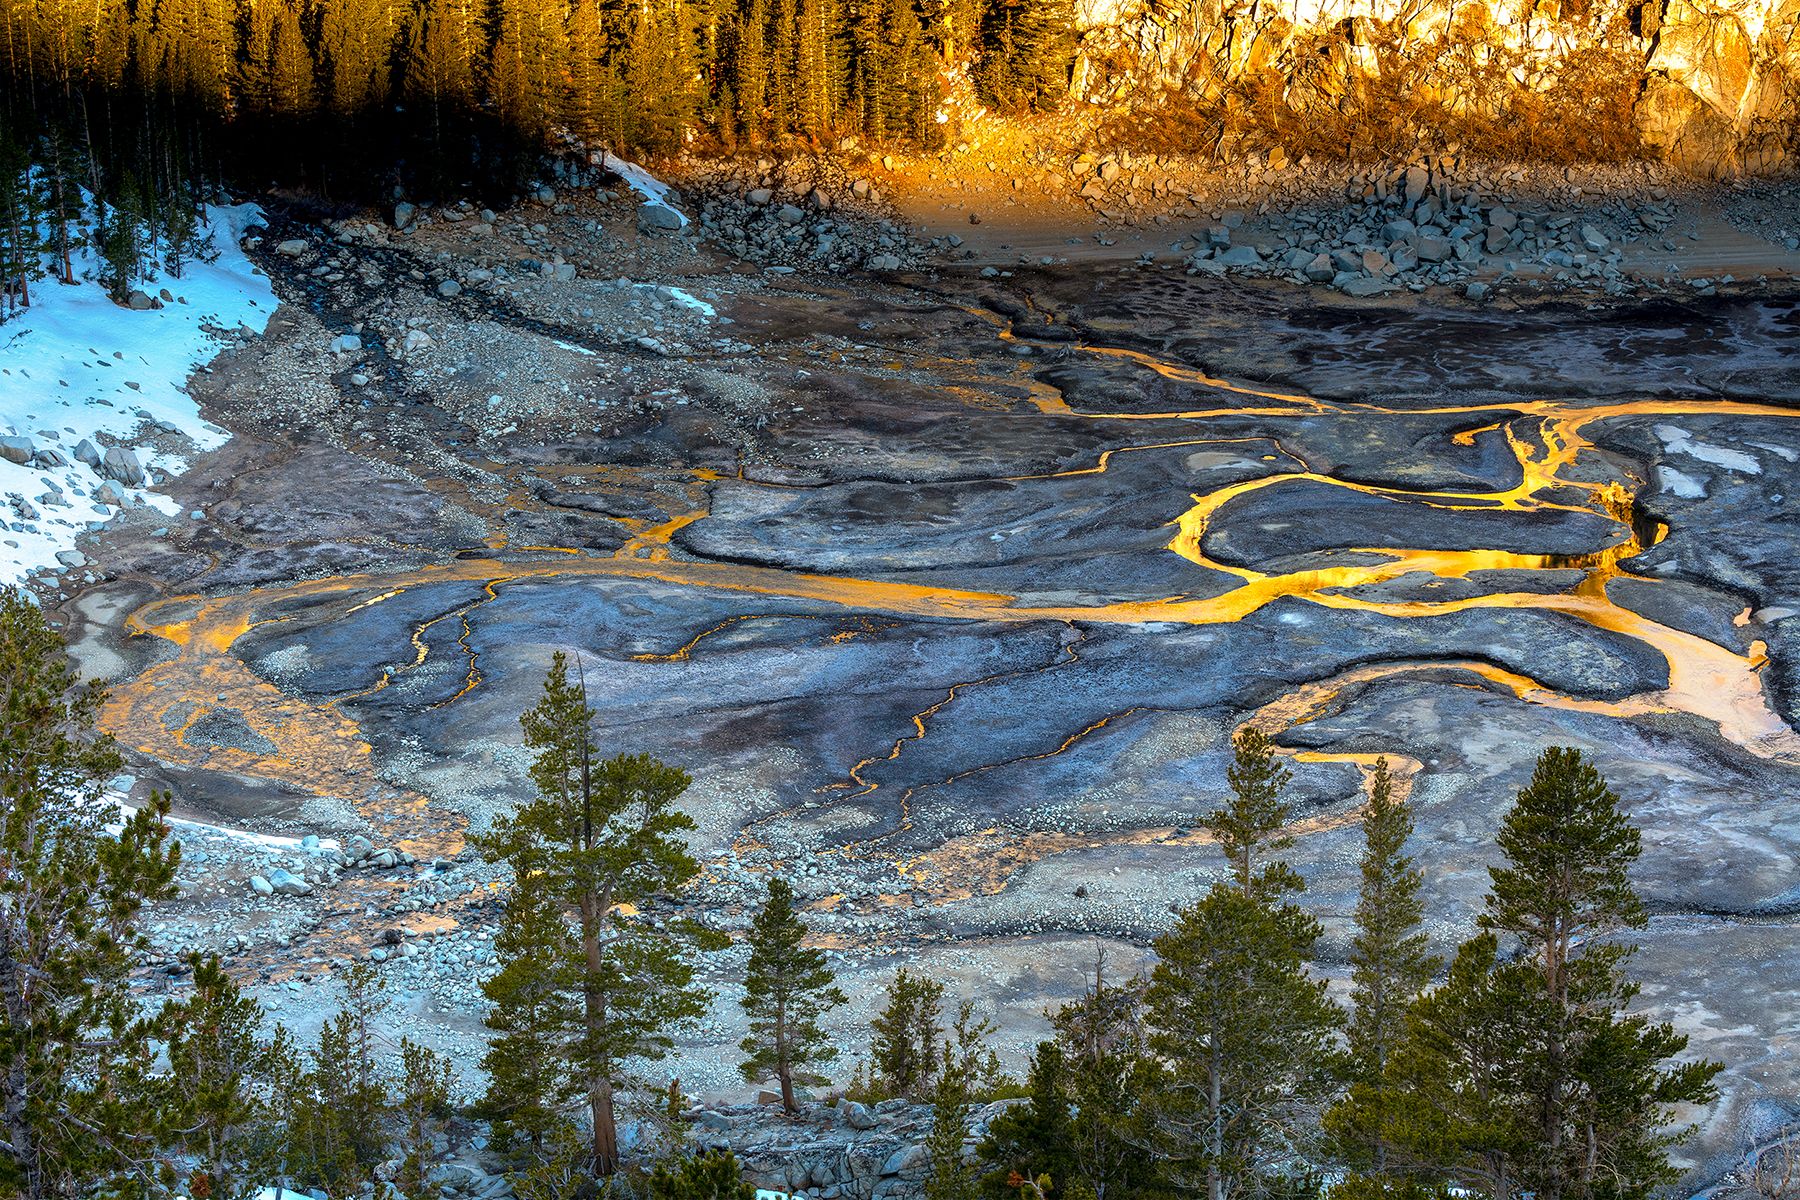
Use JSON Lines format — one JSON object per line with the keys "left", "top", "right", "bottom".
{"left": 689, "top": 1098, "right": 1019, "bottom": 1200}
{"left": 689, "top": 160, "right": 930, "bottom": 273}
{"left": 1180, "top": 158, "right": 1684, "bottom": 299}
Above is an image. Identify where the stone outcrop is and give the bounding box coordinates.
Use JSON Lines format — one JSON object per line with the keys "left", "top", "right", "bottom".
{"left": 1072, "top": 0, "right": 1800, "bottom": 177}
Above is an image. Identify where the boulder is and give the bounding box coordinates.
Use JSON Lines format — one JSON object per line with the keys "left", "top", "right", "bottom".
{"left": 125, "top": 289, "right": 156, "bottom": 311}
{"left": 777, "top": 204, "right": 805, "bottom": 225}
{"left": 867, "top": 254, "right": 902, "bottom": 271}
{"left": 1339, "top": 276, "right": 1395, "bottom": 297}
{"left": 73, "top": 439, "right": 101, "bottom": 467}
{"left": 101, "top": 446, "right": 145, "bottom": 487}
{"left": 249, "top": 875, "right": 274, "bottom": 896}
{"left": 0, "top": 436, "right": 32, "bottom": 465}
{"left": 267, "top": 868, "right": 312, "bottom": 897}
{"left": 746, "top": 187, "right": 773, "bottom": 206}
{"left": 1403, "top": 165, "right": 1430, "bottom": 208}
{"left": 879, "top": 1145, "right": 927, "bottom": 1176}
{"left": 437, "top": 279, "right": 462, "bottom": 297}
{"left": 637, "top": 202, "right": 685, "bottom": 235}
{"left": 1216, "top": 245, "right": 1262, "bottom": 267}
{"left": 840, "top": 1101, "right": 878, "bottom": 1130}
{"left": 330, "top": 333, "right": 363, "bottom": 355}
{"left": 275, "top": 239, "right": 308, "bottom": 256}
{"left": 393, "top": 202, "right": 417, "bottom": 229}
{"left": 1415, "top": 235, "right": 1452, "bottom": 263}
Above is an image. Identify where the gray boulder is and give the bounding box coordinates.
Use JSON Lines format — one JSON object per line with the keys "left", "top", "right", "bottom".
{"left": 73, "top": 439, "right": 100, "bottom": 467}
{"left": 101, "top": 446, "right": 144, "bottom": 487}
{"left": 267, "top": 868, "right": 312, "bottom": 897}
{"left": 0, "top": 436, "right": 32, "bottom": 465}
{"left": 1339, "top": 276, "right": 1395, "bottom": 297}
{"left": 393, "top": 202, "right": 417, "bottom": 229}
{"left": 637, "top": 202, "right": 685, "bottom": 235}
{"left": 330, "top": 333, "right": 363, "bottom": 355}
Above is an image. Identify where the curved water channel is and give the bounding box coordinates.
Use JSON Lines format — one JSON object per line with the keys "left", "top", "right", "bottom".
{"left": 99, "top": 296, "right": 1800, "bottom": 904}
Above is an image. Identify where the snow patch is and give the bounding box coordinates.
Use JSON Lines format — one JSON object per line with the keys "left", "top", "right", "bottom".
{"left": 0, "top": 202, "right": 276, "bottom": 585}
{"left": 108, "top": 791, "right": 341, "bottom": 853}
{"left": 1654, "top": 423, "right": 1762, "bottom": 475}
{"left": 1656, "top": 464, "right": 1707, "bottom": 499}
{"left": 597, "top": 150, "right": 690, "bottom": 229}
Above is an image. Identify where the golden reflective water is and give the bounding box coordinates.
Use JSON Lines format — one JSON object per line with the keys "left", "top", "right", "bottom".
{"left": 100, "top": 326, "right": 1800, "bottom": 904}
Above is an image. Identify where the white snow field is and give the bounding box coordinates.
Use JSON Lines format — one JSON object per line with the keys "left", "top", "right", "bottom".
{"left": 0, "top": 202, "right": 277, "bottom": 585}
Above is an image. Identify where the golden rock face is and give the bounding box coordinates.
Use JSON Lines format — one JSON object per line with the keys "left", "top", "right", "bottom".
{"left": 1072, "top": 0, "right": 1800, "bottom": 176}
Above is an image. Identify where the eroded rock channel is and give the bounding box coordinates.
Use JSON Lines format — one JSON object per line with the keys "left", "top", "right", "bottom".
{"left": 53, "top": 200, "right": 1800, "bottom": 1175}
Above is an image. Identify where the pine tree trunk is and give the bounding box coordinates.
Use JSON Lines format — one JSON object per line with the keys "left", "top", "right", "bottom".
{"left": 1208, "top": 1040, "right": 1223, "bottom": 1200}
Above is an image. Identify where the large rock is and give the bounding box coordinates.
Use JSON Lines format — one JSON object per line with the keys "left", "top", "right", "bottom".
{"left": 0, "top": 435, "right": 32, "bottom": 465}
{"left": 637, "top": 202, "right": 685, "bottom": 235}
{"left": 101, "top": 445, "right": 144, "bottom": 487}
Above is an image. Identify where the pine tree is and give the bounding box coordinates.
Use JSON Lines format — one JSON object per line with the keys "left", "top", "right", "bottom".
{"left": 488, "top": 0, "right": 566, "bottom": 144}
{"left": 320, "top": 0, "right": 396, "bottom": 117}
{"left": 977, "top": 1043, "right": 1074, "bottom": 1200}
{"left": 728, "top": 0, "right": 767, "bottom": 140}
{"left": 1145, "top": 884, "right": 1338, "bottom": 1200}
{"left": 648, "top": 1151, "right": 757, "bottom": 1200}
{"left": 0, "top": 133, "right": 37, "bottom": 317}
{"left": 739, "top": 877, "right": 847, "bottom": 1114}
{"left": 0, "top": 586, "right": 182, "bottom": 1200}
{"left": 476, "top": 652, "right": 723, "bottom": 1177}
{"left": 1208, "top": 728, "right": 1298, "bottom": 899}
{"left": 1048, "top": 953, "right": 1158, "bottom": 1200}
{"left": 1382, "top": 748, "right": 1722, "bottom": 1200}
{"left": 156, "top": 955, "right": 291, "bottom": 1200}
{"left": 971, "top": 0, "right": 1072, "bottom": 113}
{"left": 480, "top": 867, "right": 580, "bottom": 1152}
{"left": 1147, "top": 728, "right": 1336, "bottom": 1200}
{"left": 264, "top": 0, "right": 317, "bottom": 117}
{"left": 924, "top": 1062, "right": 976, "bottom": 1200}
{"left": 32, "top": 130, "right": 84, "bottom": 286}
{"left": 1485, "top": 748, "right": 1720, "bottom": 1200}
{"left": 284, "top": 963, "right": 393, "bottom": 1192}
{"left": 561, "top": 0, "right": 619, "bottom": 149}
{"left": 869, "top": 967, "right": 946, "bottom": 1101}
{"left": 395, "top": 1039, "right": 455, "bottom": 1196}
{"left": 1325, "top": 757, "right": 1438, "bottom": 1182}
{"left": 404, "top": 0, "right": 479, "bottom": 172}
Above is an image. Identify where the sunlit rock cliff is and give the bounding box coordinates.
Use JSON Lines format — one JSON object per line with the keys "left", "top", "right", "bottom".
{"left": 1069, "top": 0, "right": 1799, "bottom": 175}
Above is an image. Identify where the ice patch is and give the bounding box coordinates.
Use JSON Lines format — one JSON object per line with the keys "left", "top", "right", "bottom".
{"left": 597, "top": 150, "right": 689, "bottom": 229}
{"left": 107, "top": 792, "right": 341, "bottom": 853}
{"left": 661, "top": 286, "right": 715, "bottom": 317}
{"left": 1656, "top": 464, "right": 1707, "bottom": 499}
{"left": 1747, "top": 439, "right": 1799, "bottom": 463}
{"left": 0, "top": 202, "right": 276, "bottom": 585}
{"left": 1654, "top": 423, "right": 1762, "bottom": 474}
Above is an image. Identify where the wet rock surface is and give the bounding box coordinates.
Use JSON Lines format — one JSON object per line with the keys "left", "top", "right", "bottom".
{"left": 32, "top": 188, "right": 1800, "bottom": 1185}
